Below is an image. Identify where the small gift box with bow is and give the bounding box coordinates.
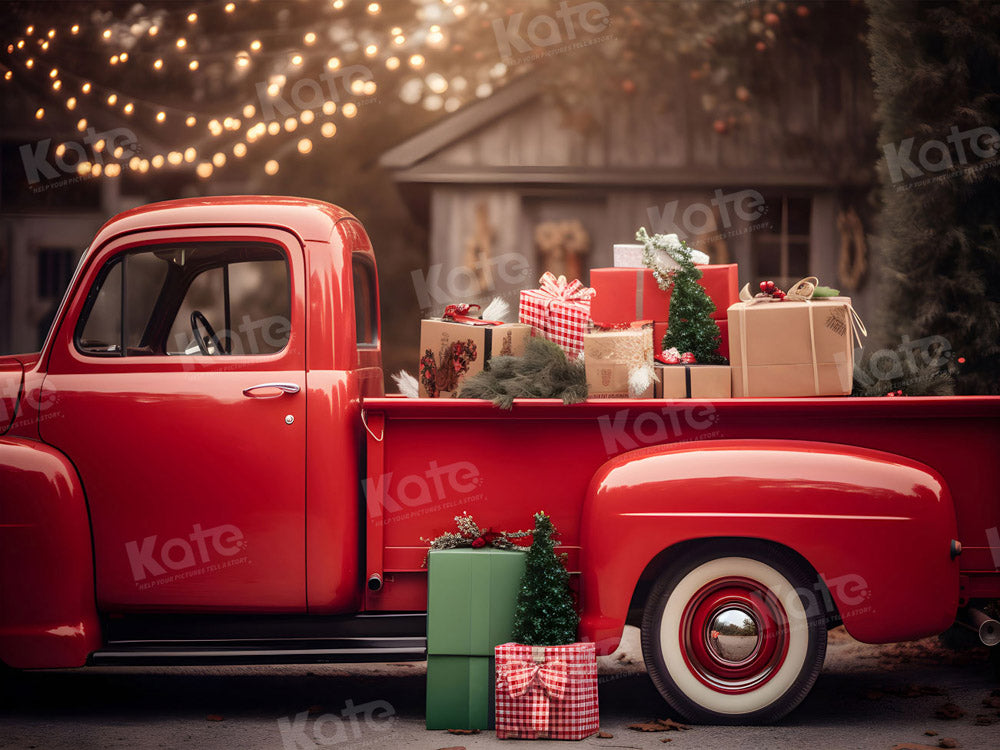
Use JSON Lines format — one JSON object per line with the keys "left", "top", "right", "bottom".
{"left": 519, "top": 273, "right": 596, "bottom": 359}
{"left": 418, "top": 304, "right": 533, "bottom": 398}
{"left": 583, "top": 321, "right": 657, "bottom": 399}
{"left": 494, "top": 642, "right": 599, "bottom": 740}
{"left": 654, "top": 349, "right": 731, "bottom": 399}
{"left": 727, "top": 277, "right": 867, "bottom": 397}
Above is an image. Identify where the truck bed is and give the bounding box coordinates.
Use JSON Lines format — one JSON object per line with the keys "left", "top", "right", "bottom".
{"left": 361, "top": 395, "right": 1000, "bottom": 612}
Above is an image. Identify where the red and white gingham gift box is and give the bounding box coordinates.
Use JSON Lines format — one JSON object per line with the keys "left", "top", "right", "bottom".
{"left": 519, "top": 273, "right": 595, "bottom": 359}
{"left": 494, "top": 642, "right": 599, "bottom": 740}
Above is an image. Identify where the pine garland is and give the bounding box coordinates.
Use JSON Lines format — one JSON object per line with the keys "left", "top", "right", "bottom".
{"left": 458, "top": 337, "right": 588, "bottom": 409}
{"left": 511, "top": 512, "right": 579, "bottom": 646}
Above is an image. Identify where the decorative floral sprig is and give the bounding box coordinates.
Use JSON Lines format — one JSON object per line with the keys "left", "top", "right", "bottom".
{"left": 637, "top": 227, "right": 695, "bottom": 291}
{"left": 421, "top": 511, "right": 532, "bottom": 566}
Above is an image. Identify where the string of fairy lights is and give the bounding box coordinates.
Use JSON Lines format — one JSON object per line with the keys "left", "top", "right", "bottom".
{"left": 0, "top": 0, "right": 506, "bottom": 183}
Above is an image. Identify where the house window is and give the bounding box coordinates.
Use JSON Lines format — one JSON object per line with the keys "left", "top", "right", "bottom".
{"left": 752, "top": 196, "right": 811, "bottom": 286}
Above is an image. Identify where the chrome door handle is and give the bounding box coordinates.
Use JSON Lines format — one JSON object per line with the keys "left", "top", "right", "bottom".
{"left": 242, "top": 382, "right": 301, "bottom": 397}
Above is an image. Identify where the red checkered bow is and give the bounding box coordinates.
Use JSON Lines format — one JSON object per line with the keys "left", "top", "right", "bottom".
{"left": 500, "top": 660, "right": 569, "bottom": 700}
{"left": 536, "top": 272, "right": 593, "bottom": 304}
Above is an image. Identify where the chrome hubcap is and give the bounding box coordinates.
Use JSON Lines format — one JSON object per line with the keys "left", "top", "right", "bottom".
{"left": 706, "top": 607, "right": 760, "bottom": 663}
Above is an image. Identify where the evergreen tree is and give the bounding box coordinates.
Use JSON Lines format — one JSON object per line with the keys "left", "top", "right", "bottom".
{"left": 511, "top": 512, "right": 579, "bottom": 646}
{"left": 868, "top": 0, "right": 1000, "bottom": 394}
{"left": 637, "top": 228, "right": 724, "bottom": 365}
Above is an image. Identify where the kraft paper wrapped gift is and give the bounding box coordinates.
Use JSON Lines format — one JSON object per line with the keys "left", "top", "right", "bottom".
{"left": 426, "top": 655, "right": 495, "bottom": 730}
{"left": 589, "top": 268, "right": 671, "bottom": 325}
{"left": 427, "top": 549, "right": 526, "bottom": 656}
{"left": 727, "top": 296, "right": 860, "bottom": 397}
{"left": 495, "top": 642, "right": 600, "bottom": 740}
{"left": 584, "top": 323, "right": 656, "bottom": 399}
{"left": 656, "top": 364, "right": 732, "bottom": 399}
{"left": 418, "top": 310, "right": 532, "bottom": 398}
{"left": 696, "top": 264, "right": 739, "bottom": 320}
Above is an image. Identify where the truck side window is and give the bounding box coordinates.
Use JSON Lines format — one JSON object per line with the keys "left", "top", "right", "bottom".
{"left": 353, "top": 253, "right": 377, "bottom": 347}
{"left": 76, "top": 243, "right": 289, "bottom": 357}
{"left": 77, "top": 261, "right": 122, "bottom": 354}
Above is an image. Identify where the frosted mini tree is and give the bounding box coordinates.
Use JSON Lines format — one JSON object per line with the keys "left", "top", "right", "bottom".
{"left": 511, "top": 512, "right": 579, "bottom": 646}
{"left": 637, "top": 227, "right": 724, "bottom": 365}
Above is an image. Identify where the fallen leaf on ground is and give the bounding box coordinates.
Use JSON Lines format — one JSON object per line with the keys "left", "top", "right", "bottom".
{"left": 938, "top": 739, "right": 959, "bottom": 748}
{"left": 924, "top": 730, "right": 938, "bottom": 736}
{"left": 891, "top": 744, "right": 940, "bottom": 750}
{"left": 628, "top": 718, "right": 690, "bottom": 732}
{"left": 206, "top": 714, "right": 224, "bottom": 722}
{"left": 446, "top": 729, "right": 480, "bottom": 735}
{"left": 436, "top": 747, "right": 466, "bottom": 750}
{"left": 596, "top": 731, "right": 613, "bottom": 738}
{"left": 660, "top": 739, "right": 672, "bottom": 744}
{"left": 974, "top": 715, "right": 993, "bottom": 726}
{"left": 934, "top": 703, "right": 966, "bottom": 720}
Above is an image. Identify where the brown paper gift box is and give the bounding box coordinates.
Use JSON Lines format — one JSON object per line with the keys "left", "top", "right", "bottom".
{"left": 584, "top": 325, "right": 654, "bottom": 399}
{"left": 727, "top": 299, "right": 854, "bottom": 397}
{"left": 655, "top": 365, "right": 731, "bottom": 399}
{"left": 418, "top": 320, "right": 533, "bottom": 398}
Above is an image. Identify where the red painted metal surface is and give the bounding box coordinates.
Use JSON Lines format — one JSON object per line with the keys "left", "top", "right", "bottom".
{"left": 0, "top": 438, "right": 100, "bottom": 668}
{"left": 0, "top": 359, "right": 23, "bottom": 434}
{"left": 3, "top": 196, "right": 999, "bottom": 671}
{"left": 41, "top": 225, "right": 309, "bottom": 612}
{"left": 361, "top": 398, "right": 990, "bottom": 651}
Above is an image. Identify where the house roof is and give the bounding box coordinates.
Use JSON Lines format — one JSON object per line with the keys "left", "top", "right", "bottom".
{"left": 378, "top": 77, "right": 540, "bottom": 171}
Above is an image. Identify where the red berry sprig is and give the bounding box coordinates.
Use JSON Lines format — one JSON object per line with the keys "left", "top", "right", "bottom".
{"left": 758, "top": 280, "right": 786, "bottom": 300}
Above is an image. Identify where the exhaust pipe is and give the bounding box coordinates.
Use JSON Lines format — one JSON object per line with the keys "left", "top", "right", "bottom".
{"left": 969, "top": 608, "right": 1000, "bottom": 647}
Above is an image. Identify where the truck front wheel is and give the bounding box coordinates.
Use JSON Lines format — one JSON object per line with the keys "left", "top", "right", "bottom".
{"left": 640, "top": 543, "right": 827, "bottom": 724}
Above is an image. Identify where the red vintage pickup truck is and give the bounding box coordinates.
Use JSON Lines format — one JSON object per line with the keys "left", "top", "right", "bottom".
{"left": 1, "top": 196, "right": 998, "bottom": 724}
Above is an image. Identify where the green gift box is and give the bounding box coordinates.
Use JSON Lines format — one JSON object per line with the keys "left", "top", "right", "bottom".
{"left": 427, "top": 548, "right": 526, "bottom": 656}
{"left": 425, "top": 655, "right": 494, "bottom": 730}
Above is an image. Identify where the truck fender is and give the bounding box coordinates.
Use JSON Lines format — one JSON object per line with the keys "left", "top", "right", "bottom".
{"left": 0, "top": 438, "right": 100, "bottom": 668}
{"left": 578, "top": 439, "right": 958, "bottom": 654}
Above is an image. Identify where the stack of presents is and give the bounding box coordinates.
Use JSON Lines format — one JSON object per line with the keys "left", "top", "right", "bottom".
{"left": 426, "top": 546, "right": 600, "bottom": 740}
{"left": 418, "top": 231, "right": 864, "bottom": 401}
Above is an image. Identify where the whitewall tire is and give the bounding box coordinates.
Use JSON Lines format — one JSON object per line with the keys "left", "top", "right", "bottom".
{"left": 641, "top": 543, "right": 827, "bottom": 724}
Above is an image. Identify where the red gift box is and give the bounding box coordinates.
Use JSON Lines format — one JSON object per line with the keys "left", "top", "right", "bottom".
{"left": 652, "top": 321, "right": 668, "bottom": 356}
{"left": 696, "top": 264, "right": 739, "bottom": 320}
{"left": 519, "top": 273, "right": 595, "bottom": 358}
{"left": 495, "top": 642, "right": 599, "bottom": 740}
{"left": 589, "top": 268, "right": 671, "bottom": 325}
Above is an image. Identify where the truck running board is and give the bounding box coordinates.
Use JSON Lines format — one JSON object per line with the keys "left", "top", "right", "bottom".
{"left": 90, "top": 612, "right": 427, "bottom": 666}
{"left": 90, "top": 636, "right": 427, "bottom": 666}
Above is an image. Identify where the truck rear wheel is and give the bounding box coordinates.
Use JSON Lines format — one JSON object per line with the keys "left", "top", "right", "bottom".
{"left": 640, "top": 543, "right": 827, "bottom": 724}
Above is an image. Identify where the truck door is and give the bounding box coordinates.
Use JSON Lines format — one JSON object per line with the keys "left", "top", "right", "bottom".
{"left": 41, "top": 227, "right": 307, "bottom": 611}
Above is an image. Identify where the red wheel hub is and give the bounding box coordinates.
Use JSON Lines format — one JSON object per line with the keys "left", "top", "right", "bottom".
{"left": 678, "top": 577, "right": 790, "bottom": 694}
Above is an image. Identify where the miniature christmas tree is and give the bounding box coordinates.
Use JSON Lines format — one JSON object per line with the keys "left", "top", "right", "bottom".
{"left": 511, "top": 512, "right": 579, "bottom": 646}
{"left": 637, "top": 227, "right": 724, "bottom": 365}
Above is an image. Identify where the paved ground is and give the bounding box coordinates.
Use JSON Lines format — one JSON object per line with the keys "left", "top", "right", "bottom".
{"left": 1, "top": 627, "right": 999, "bottom": 750}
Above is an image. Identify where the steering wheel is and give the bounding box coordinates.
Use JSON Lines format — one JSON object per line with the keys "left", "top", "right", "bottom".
{"left": 190, "top": 310, "right": 225, "bottom": 355}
